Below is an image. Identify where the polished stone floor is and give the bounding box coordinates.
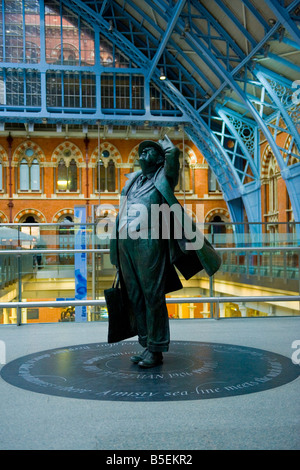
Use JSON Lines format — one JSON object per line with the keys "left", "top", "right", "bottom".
{"left": 0, "top": 317, "right": 299, "bottom": 450}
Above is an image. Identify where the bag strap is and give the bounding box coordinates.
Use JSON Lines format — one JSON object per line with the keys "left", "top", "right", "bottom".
{"left": 113, "top": 213, "right": 121, "bottom": 289}
{"left": 112, "top": 271, "right": 120, "bottom": 288}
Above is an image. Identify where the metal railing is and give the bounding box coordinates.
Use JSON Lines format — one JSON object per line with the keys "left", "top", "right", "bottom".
{"left": 0, "top": 245, "right": 299, "bottom": 324}
{"left": 0, "top": 221, "right": 299, "bottom": 324}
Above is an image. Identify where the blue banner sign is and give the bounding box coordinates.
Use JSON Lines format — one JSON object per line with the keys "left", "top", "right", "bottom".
{"left": 74, "top": 206, "right": 87, "bottom": 322}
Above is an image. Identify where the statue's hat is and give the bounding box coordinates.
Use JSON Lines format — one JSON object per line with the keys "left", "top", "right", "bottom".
{"left": 138, "top": 140, "right": 165, "bottom": 158}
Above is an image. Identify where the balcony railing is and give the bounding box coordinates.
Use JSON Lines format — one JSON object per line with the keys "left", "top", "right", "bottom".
{"left": 0, "top": 222, "right": 299, "bottom": 324}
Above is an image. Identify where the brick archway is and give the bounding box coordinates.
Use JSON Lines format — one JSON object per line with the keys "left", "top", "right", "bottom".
{"left": 128, "top": 144, "right": 139, "bottom": 165}
{"left": 0, "top": 144, "right": 8, "bottom": 163}
{"left": 12, "top": 140, "right": 45, "bottom": 164}
{"left": 14, "top": 208, "right": 46, "bottom": 223}
{"left": 91, "top": 141, "right": 122, "bottom": 166}
{"left": 261, "top": 145, "right": 280, "bottom": 178}
{"left": 51, "top": 142, "right": 83, "bottom": 165}
{"left": 177, "top": 143, "right": 198, "bottom": 165}
{"left": 205, "top": 208, "right": 230, "bottom": 223}
{"left": 52, "top": 208, "right": 74, "bottom": 223}
{"left": 0, "top": 211, "right": 9, "bottom": 223}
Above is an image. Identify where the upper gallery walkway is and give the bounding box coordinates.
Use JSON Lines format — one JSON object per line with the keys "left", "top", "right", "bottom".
{"left": 0, "top": 221, "right": 299, "bottom": 324}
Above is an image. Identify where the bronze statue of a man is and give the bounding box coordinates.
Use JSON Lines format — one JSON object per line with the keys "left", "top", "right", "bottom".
{"left": 110, "top": 136, "right": 221, "bottom": 368}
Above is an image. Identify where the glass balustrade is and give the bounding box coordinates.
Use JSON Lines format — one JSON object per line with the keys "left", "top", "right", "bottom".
{"left": 0, "top": 222, "right": 299, "bottom": 324}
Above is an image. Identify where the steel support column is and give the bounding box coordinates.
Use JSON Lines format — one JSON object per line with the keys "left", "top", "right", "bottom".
{"left": 263, "top": 0, "right": 300, "bottom": 47}
{"left": 147, "top": 0, "right": 186, "bottom": 80}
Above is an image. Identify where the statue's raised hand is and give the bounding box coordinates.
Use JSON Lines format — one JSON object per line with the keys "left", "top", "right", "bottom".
{"left": 158, "top": 135, "right": 176, "bottom": 155}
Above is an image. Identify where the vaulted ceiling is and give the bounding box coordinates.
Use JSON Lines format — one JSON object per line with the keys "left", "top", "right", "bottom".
{"left": 1, "top": 0, "right": 300, "bottom": 224}
{"left": 55, "top": 0, "right": 300, "bottom": 223}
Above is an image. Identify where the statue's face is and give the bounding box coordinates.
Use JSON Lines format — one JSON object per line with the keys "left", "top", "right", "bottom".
{"left": 139, "top": 146, "right": 161, "bottom": 166}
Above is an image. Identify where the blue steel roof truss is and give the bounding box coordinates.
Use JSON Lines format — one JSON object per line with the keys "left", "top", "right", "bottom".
{"left": 0, "top": 0, "right": 299, "bottom": 224}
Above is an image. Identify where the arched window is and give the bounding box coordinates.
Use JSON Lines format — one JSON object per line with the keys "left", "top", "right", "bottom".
{"left": 0, "top": 160, "right": 3, "bottom": 191}
{"left": 268, "top": 163, "right": 278, "bottom": 214}
{"left": 31, "top": 158, "right": 40, "bottom": 190}
{"left": 107, "top": 160, "right": 116, "bottom": 192}
{"left": 58, "top": 215, "right": 74, "bottom": 265}
{"left": 133, "top": 158, "right": 141, "bottom": 172}
{"left": 20, "top": 158, "right": 30, "bottom": 190}
{"left": 265, "top": 154, "right": 279, "bottom": 241}
{"left": 19, "top": 151, "right": 40, "bottom": 192}
{"left": 20, "top": 215, "right": 40, "bottom": 250}
{"left": 175, "top": 152, "right": 190, "bottom": 192}
{"left": 68, "top": 158, "right": 78, "bottom": 192}
{"left": 97, "top": 159, "right": 105, "bottom": 192}
{"left": 57, "top": 158, "right": 78, "bottom": 192}
{"left": 58, "top": 49, "right": 77, "bottom": 65}
{"left": 57, "top": 159, "right": 68, "bottom": 191}
{"left": 208, "top": 167, "right": 220, "bottom": 192}
{"left": 96, "top": 152, "right": 116, "bottom": 192}
{"left": 211, "top": 215, "right": 226, "bottom": 235}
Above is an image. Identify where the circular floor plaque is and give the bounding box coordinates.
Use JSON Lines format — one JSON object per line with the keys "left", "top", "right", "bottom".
{"left": 1, "top": 341, "right": 299, "bottom": 401}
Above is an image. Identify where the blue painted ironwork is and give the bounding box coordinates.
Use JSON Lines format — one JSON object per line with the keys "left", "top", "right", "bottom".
{"left": 95, "top": 0, "right": 256, "bottom": 215}
{"left": 155, "top": 79, "right": 242, "bottom": 202}
{"left": 190, "top": 0, "right": 246, "bottom": 59}
{"left": 176, "top": 25, "right": 300, "bottom": 223}
{"left": 263, "top": 0, "right": 300, "bottom": 47}
{"left": 147, "top": 0, "right": 186, "bottom": 81}
{"left": 135, "top": 2, "right": 290, "bottom": 232}
{"left": 213, "top": 0, "right": 257, "bottom": 48}
{"left": 239, "top": 0, "right": 269, "bottom": 31}
{"left": 216, "top": 106, "right": 260, "bottom": 181}
{"left": 122, "top": 0, "right": 264, "bottom": 230}
{"left": 0, "top": 0, "right": 299, "bottom": 229}
{"left": 254, "top": 65, "right": 300, "bottom": 157}
{"left": 251, "top": 65, "right": 300, "bottom": 224}
{"left": 267, "top": 52, "right": 300, "bottom": 73}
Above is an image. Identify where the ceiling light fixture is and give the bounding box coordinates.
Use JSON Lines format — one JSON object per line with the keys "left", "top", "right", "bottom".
{"left": 184, "top": 18, "right": 190, "bottom": 33}
{"left": 159, "top": 68, "right": 166, "bottom": 80}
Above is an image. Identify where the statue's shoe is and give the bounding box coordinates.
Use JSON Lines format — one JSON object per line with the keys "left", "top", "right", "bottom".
{"left": 138, "top": 351, "right": 163, "bottom": 368}
{"left": 130, "top": 348, "right": 148, "bottom": 364}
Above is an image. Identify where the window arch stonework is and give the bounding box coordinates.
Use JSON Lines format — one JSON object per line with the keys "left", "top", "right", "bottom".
{"left": 91, "top": 142, "right": 121, "bottom": 193}
{"left": 0, "top": 211, "right": 9, "bottom": 223}
{"left": 51, "top": 142, "right": 83, "bottom": 165}
{"left": 57, "top": 157, "right": 78, "bottom": 192}
{"left": 52, "top": 142, "right": 82, "bottom": 193}
{"left": 52, "top": 209, "right": 74, "bottom": 223}
{"left": 261, "top": 147, "right": 279, "bottom": 225}
{"left": 14, "top": 141, "right": 43, "bottom": 192}
{"left": 0, "top": 145, "right": 8, "bottom": 164}
{"left": 90, "top": 142, "right": 122, "bottom": 167}
{"left": 205, "top": 208, "right": 230, "bottom": 224}
{"left": 128, "top": 145, "right": 139, "bottom": 166}
{"left": 14, "top": 209, "right": 46, "bottom": 223}
{"left": 268, "top": 157, "right": 278, "bottom": 215}
{"left": 284, "top": 134, "right": 300, "bottom": 167}
{"left": 175, "top": 143, "right": 195, "bottom": 192}
{"left": 177, "top": 143, "right": 198, "bottom": 166}
{"left": 261, "top": 145, "right": 279, "bottom": 180}
{"left": 205, "top": 208, "right": 231, "bottom": 237}
{"left": 13, "top": 141, "right": 45, "bottom": 165}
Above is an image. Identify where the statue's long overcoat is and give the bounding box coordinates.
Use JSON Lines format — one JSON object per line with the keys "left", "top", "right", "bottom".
{"left": 110, "top": 166, "right": 222, "bottom": 293}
